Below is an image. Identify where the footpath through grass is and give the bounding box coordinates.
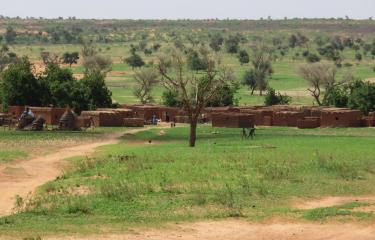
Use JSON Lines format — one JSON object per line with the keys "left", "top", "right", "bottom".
{"left": 1, "top": 126, "right": 375, "bottom": 237}
{"left": 0, "top": 128, "right": 126, "bottom": 163}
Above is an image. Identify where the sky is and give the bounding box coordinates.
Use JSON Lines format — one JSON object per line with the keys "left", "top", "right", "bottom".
{"left": 1, "top": 0, "right": 374, "bottom": 20}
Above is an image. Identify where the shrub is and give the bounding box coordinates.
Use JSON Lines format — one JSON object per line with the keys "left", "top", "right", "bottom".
{"left": 162, "top": 90, "right": 182, "bottom": 107}
{"left": 264, "top": 88, "right": 291, "bottom": 106}
{"left": 348, "top": 81, "right": 375, "bottom": 115}
{"left": 322, "top": 87, "right": 349, "bottom": 107}
{"left": 306, "top": 53, "right": 321, "bottom": 63}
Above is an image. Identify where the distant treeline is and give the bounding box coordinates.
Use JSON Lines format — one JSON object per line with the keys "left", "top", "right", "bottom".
{"left": 0, "top": 18, "right": 375, "bottom": 45}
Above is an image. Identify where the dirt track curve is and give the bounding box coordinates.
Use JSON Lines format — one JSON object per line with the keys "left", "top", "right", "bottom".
{"left": 0, "top": 128, "right": 150, "bottom": 217}
{"left": 44, "top": 220, "right": 375, "bottom": 240}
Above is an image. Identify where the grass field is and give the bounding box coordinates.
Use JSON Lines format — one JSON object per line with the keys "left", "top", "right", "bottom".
{"left": 7, "top": 43, "right": 375, "bottom": 106}
{"left": 2, "top": 126, "right": 375, "bottom": 237}
{"left": 0, "top": 128, "right": 126, "bottom": 163}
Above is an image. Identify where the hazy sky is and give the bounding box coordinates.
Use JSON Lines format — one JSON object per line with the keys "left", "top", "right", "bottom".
{"left": 1, "top": 0, "right": 374, "bottom": 20}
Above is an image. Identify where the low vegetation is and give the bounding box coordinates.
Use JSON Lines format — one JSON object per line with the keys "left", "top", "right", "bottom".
{"left": 2, "top": 126, "right": 375, "bottom": 237}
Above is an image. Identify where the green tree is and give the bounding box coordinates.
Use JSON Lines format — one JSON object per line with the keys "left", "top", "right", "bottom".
{"left": 209, "top": 33, "right": 224, "bottom": 52}
{"left": 0, "top": 44, "right": 18, "bottom": 72}
{"left": 5, "top": 26, "right": 17, "bottom": 43}
{"left": 238, "top": 50, "right": 250, "bottom": 65}
{"left": 81, "top": 71, "right": 112, "bottom": 109}
{"left": 306, "top": 53, "right": 321, "bottom": 63}
{"left": 124, "top": 53, "right": 145, "bottom": 69}
{"left": 206, "top": 83, "right": 239, "bottom": 107}
{"left": 225, "top": 35, "right": 240, "bottom": 54}
{"left": 41, "top": 63, "right": 76, "bottom": 108}
{"left": 187, "top": 49, "right": 208, "bottom": 71}
{"left": 264, "top": 87, "right": 291, "bottom": 106}
{"left": 348, "top": 81, "right": 375, "bottom": 115}
{"left": 1, "top": 57, "right": 45, "bottom": 110}
{"left": 62, "top": 52, "right": 80, "bottom": 67}
{"left": 242, "top": 70, "right": 257, "bottom": 95}
{"left": 162, "top": 89, "right": 182, "bottom": 107}
{"left": 355, "top": 53, "right": 362, "bottom": 62}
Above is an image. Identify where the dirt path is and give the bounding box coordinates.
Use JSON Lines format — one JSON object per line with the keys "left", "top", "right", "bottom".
{"left": 293, "top": 196, "right": 375, "bottom": 210}
{"left": 0, "top": 127, "right": 152, "bottom": 217}
{"left": 44, "top": 220, "right": 375, "bottom": 240}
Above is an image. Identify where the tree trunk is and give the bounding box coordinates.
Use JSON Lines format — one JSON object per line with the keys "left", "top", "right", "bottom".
{"left": 251, "top": 87, "right": 255, "bottom": 95}
{"left": 189, "top": 120, "right": 198, "bottom": 147}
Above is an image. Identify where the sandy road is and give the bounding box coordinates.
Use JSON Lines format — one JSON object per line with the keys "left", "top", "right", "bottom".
{"left": 43, "top": 220, "right": 375, "bottom": 240}
{"left": 0, "top": 128, "right": 151, "bottom": 217}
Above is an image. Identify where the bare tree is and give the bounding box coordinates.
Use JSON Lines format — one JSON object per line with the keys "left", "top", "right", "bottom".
{"left": 81, "top": 41, "right": 112, "bottom": 74}
{"left": 133, "top": 68, "right": 159, "bottom": 104}
{"left": 157, "top": 49, "right": 235, "bottom": 147}
{"left": 40, "top": 51, "right": 60, "bottom": 65}
{"left": 298, "top": 62, "right": 337, "bottom": 105}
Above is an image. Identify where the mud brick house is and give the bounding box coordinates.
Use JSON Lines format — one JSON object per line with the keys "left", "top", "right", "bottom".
{"left": 320, "top": 108, "right": 363, "bottom": 128}
{"left": 361, "top": 117, "right": 375, "bottom": 127}
{"left": 300, "top": 106, "right": 324, "bottom": 118}
{"left": 297, "top": 117, "right": 321, "bottom": 129}
{"left": 238, "top": 107, "right": 273, "bottom": 126}
{"left": 76, "top": 116, "right": 92, "bottom": 129}
{"left": 212, "top": 113, "right": 255, "bottom": 128}
{"left": 97, "top": 108, "right": 134, "bottom": 119}
{"left": 204, "top": 107, "right": 240, "bottom": 121}
{"left": 8, "top": 106, "right": 65, "bottom": 125}
{"left": 273, "top": 111, "right": 306, "bottom": 127}
{"left": 80, "top": 110, "right": 123, "bottom": 127}
{"left": 123, "top": 118, "right": 144, "bottom": 127}
{"left": 123, "top": 105, "right": 179, "bottom": 122}
{"left": 175, "top": 115, "right": 190, "bottom": 123}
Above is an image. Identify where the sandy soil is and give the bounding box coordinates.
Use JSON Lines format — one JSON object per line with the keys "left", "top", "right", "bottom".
{"left": 43, "top": 220, "right": 375, "bottom": 240}
{"left": 293, "top": 196, "right": 375, "bottom": 210}
{"left": 0, "top": 128, "right": 152, "bottom": 217}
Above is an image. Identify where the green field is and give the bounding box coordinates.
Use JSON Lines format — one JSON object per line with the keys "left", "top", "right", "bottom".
{"left": 0, "top": 128, "right": 126, "bottom": 163}
{"left": 2, "top": 126, "right": 375, "bottom": 237}
{"left": 6, "top": 40, "right": 375, "bottom": 107}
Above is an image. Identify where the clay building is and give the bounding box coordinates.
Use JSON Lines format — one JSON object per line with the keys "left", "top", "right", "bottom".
{"left": 273, "top": 111, "right": 306, "bottom": 127}
{"left": 123, "top": 118, "right": 144, "bottom": 127}
{"left": 123, "top": 105, "right": 179, "bottom": 122}
{"left": 297, "top": 117, "right": 321, "bottom": 129}
{"left": 8, "top": 106, "right": 65, "bottom": 125}
{"left": 320, "top": 108, "right": 363, "bottom": 128}
{"left": 246, "top": 108, "right": 274, "bottom": 126}
{"left": 80, "top": 110, "right": 123, "bottom": 127}
{"left": 212, "top": 113, "right": 255, "bottom": 128}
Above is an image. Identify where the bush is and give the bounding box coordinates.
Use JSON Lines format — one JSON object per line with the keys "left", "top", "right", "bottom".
{"left": 322, "top": 87, "right": 349, "bottom": 107}
{"left": 206, "top": 83, "right": 239, "bottom": 107}
{"left": 306, "top": 53, "right": 321, "bottom": 63}
{"left": 264, "top": 88, "right": 291, "bottom": 106}
{"left": 162, "top": 90, "right": 182, "bottom": 107}
{"left": 348, "top": 81, "right": 375, "bottom": 115}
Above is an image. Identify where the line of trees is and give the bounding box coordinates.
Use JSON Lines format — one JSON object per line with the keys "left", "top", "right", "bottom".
{"left": 298, "top": 62, "right": 375, "bottom": 115}
{"left": 0, "top": 42, "right": 113, "bottom": 113}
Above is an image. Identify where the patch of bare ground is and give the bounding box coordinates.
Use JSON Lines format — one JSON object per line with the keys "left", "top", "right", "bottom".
{"left": 278, "top": 89, "right": 311, "bottom": 97}
{"left": 353, "top": 205, "right": 375, "bottom": 213}
{"left": 0, "top": 127, "right": 156, "bottom": 217}
{"left": 43, "top": 220, "right": 375, "bottom": 240}
{"left": 293, "top": 196, "right": 375, "bottom": 210}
